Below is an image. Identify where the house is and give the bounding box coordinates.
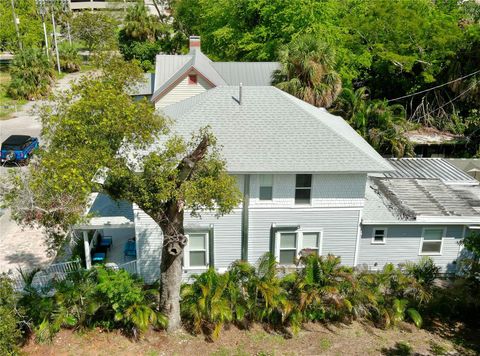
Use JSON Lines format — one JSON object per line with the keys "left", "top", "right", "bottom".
{"left": 360, "top": 158, "right": 480, "bottom": 273}
{"left": 131, "top": 36, "right": 280, "bottom": 108}
{"left": 75, "top": 88, "right": 480, "bottom": 283}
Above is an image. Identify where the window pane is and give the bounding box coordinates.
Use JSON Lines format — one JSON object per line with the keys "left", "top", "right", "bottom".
{"left": 296, "top": 174, "right": 312, "bottom": 188}
{"left": 374, "top": 235, "right": 384, "bottom": 242}
{"left": 295, "top": 188, "right": 311, "bottom": 204}
{"left": 424, "top": 229, "right": 443, "bottom": 241}
{"left": 374, "top": 229, "right": 385, "bottom": 236}
{"left": 259, "top": 174, "right": 273, "bottom": 187}
{"left": 280, "top": 233, "right": 296, "bottom": 248}
{"left": 421, "top": 241, "right": 442, "bottom": 254}
{"left": 189, "top": 234, "right": 206, "bottom": 250}
{"left": 190, "top": 251, "right": 206, "bottom": 266}
{"left": 259, "top": 186, "right": 273, "bottom": 200}
{"left": 279, "top": 250, "right": 296, "bottom": 264}
{"left": 303, "top": 233, "right": 318, "bottom": 248}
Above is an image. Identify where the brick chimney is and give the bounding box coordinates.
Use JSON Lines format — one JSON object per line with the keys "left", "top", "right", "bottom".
{"left": 189, "top": 36, "right": 201, "bottom": 53}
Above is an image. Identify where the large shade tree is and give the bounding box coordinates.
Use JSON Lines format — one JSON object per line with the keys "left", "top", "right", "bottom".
{"left": 3, "top": 57, "right": 241, "bottom": 331}
{"left": 272, "top": 35, "right": 342, "bottom": 109}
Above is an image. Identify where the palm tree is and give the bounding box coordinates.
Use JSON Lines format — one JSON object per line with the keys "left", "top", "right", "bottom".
{"left": 124, "top": 3, "right": 161, "bottom": 42}
{"left": 333, "top": 87, "right": 413, "bottom": 157}
{"left": 273, "top": 35, "right": 342, "bottom": 108}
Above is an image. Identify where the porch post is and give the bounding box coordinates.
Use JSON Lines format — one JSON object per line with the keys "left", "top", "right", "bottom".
{"left": 83, "top": 231, "right": 92, "bottom": 269}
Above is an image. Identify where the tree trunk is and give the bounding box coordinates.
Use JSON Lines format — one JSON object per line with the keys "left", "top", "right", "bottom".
{"left": 158, "top": 202, "right": 186, "bottom": 332}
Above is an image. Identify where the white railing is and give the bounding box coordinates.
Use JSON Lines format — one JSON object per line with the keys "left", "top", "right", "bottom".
{"left": 9, "top": 259, "right": 81, "bottom": 292}
{"left": 118, "top": 260, "right": 138, "bottom": 275}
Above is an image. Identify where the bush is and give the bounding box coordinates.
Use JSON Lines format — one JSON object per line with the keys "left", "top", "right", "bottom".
{"left": 7, "top": 48, "right": 55, "bottom": 100}
{"left": 403, "top": 257, "right": 440, "bottom": 290}
{"left": 57, "top": 45, "right": 81, "bottom": 73}
{"left": 0, "top": 275, "right": 22, "bottom": 355}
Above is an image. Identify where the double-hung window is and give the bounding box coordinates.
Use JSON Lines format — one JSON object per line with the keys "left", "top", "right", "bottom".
{"left": 420, "top": 228, "right": 444, "bottom": 255}
{"left": 371, "top": 228, "right": 387, "bottom": 244}
{"left": 184, "top": 233, "right": 208, "bottom": 268}
{"left": 259, "top": 174, "right": 273, "bottom": 201}
{"left": 295, "top": 174, "right": 312, "bottom": 204}
{"left": 277, "top": 231, "right": 321, "bottom": 265}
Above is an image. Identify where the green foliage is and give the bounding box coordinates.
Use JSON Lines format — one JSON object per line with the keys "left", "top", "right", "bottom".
{"left": 7, "top": 47, "right": 55, "bottom": 100}
{"left": 0, "top": 275, "right": 21, "bottom": 355}
{"left": 403, "top": 257, "right": 440, "bottom": 290}
{"left": 332, "top": 87, "right": 413, "bottom": 157}
{"left": 0, "top": 0, "right": 47, "bottom": 53}
{"left": 273, "top": 34, "right": 342, "bottom": 109}
{"left": 71, "top": 12, "right": 118, "bottom": 52}
{"left": 17, "top": 267, "right": 166, "bottom": 343}
{"left": 118, "top": 2, "right": 186, "bottom": 71}
{"left": 181, "top": 268, "right": 233, "bottom": 340}
{"left": 57, "top": 44, "right": 81, "bottom": 73}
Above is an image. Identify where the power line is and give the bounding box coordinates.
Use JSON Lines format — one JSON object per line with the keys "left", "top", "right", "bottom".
{"left": 387, "top": 69, "right": 480, "bottom": 102}
{"left": 413, "top": 85, "right": 475, "bottom": 122}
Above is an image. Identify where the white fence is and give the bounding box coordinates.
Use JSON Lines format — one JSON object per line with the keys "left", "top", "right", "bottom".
{"left": 9, "top": 259, "right": 81, "bottom": 292}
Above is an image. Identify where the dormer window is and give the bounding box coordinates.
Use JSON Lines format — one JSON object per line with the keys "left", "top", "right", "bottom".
{"left": 188, "top": 74, "right": 197, "bottom": 85}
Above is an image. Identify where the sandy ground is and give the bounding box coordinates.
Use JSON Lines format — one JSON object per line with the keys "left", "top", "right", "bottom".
{"left": 0, "top": 71, "right": 88, "bottom": 274}
{"left": 22, "top": 321, "right": 478, "bottom": 356}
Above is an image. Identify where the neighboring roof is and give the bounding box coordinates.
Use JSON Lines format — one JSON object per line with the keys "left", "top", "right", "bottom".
{"left": 2, "top": 135, "right": 32, "bottom": 146}
{"left": 405, "top": 128, "right": 463, "bottom": 145}
{"left": 212, "top": 62, "right": 279, "bottom": 86}
{"left": 446, "top": 158, "right": 480, "bottom": 179}
{"left": 148, "top": 49, "right": 280, "bottom": 102}
{"left": 155, "top": 86, "right": 392, "bottom": 173}
{"left": 372, "top": 177, "right": 479, "bottom": 219}
{"left": 128, "top": 73, "right": 155, "bottom": 96}
{"left": 386, "top": 158, "right": 478, "bottom": 186}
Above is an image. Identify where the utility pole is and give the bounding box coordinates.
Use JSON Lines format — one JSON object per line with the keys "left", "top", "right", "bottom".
{"left": 51, "top": 9, "right": 61, "bottom": 74}
{"left": 10, "top": 0, "right": 22, "bottom": 51}
{"left": 38, "top": 2, "right": 50, "bottom": 59}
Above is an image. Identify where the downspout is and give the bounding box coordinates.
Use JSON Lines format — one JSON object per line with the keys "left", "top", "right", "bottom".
{"left": 241, "top": 175, "right": 250, "bottom": 261}
{"left": 353, "top": 209, "right": 363, "bottom": 267}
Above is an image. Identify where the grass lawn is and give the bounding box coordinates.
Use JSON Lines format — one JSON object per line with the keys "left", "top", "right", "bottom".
{"left": 21, "top": 320, "right": 479, "bottom": 356}
{"left": 0, "top": 70, "right": 27, "bottom": 120}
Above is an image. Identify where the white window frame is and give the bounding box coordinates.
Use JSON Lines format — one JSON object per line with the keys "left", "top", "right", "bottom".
{"left": 371, "top": 228, "right": 387, "bottom": 245}
{"left": 183, "top": 232, "right": 209, "bottom": 269}
{"left": 294, "top": 174, "right": 313, "bottom": 205}
{"left": 418, "top": 227, "right": 445, "bottom": 256}
{"left": 275, "top": 229, "right": 323, "bottom": 266}
{"left": 259, "top": 174, "right": 274, "bottom": 201}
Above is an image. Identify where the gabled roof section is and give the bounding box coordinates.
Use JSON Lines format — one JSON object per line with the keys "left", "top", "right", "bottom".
{"left": 151, "top": 50, "right": 226, "bottom": 103}
{"left": 160, "top": 86, "right": 393, "bottom": 173}
{"left": 386, "top": 158, "right": 478, "bottom": 186}
{"left": 212, "top": 62, "right": 279, "bottom": 86}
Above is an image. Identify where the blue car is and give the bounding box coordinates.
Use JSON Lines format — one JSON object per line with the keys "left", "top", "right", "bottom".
{"left": 0, "top": 135, "right": 39, "bottom": 165}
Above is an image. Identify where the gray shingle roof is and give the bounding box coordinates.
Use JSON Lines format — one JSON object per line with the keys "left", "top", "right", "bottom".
{"left": 146, "top": 49, "right": 280, "bottom": 101}
{"left": 212, "top": 62, "right": 279, "bottom": 86}
{"left": 386, "top": 158, "right": 478, "bottom": 185}
{"left": 159, "top": 86, "right": 393, "bottom": 173}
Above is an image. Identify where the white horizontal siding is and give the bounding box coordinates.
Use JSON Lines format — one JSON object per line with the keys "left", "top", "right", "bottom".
{"left": 248, "top": 209, "right": 361, "bottom": 266}
{"left": 133, "top": 204, "right": 163, "bottom": 284}
{"left": 359, "top": 225, "right": 464, "bottom": 272}
{"left": 249, "top": 174, "right": 366, "bottom": 208}
{"left": 155, "top": 74, "right": 213, "bottom": 109}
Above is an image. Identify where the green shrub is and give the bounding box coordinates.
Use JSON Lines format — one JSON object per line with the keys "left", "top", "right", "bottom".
{"left": 0, "top": 275, "right": 22, "bottom": 355}
{"left": 7, "top": 48, "right": 55, "bottom": 100}
{"left": 57, "top": 45, "right": 81, "bottom": 73}
{"left": 403, "top": 257, "right": 440, "bottom": 290}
